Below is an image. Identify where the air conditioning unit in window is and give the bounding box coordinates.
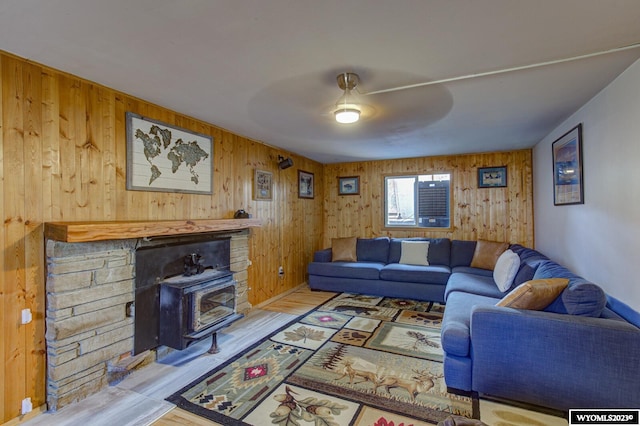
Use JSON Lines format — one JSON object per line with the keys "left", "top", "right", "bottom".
{"left": 418, "top": 181, "right": 450, "bottom": 228}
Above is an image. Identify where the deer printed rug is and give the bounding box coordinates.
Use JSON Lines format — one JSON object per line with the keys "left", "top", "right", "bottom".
{"left": 166, "top": 293, "right": 475, "bottom": 425}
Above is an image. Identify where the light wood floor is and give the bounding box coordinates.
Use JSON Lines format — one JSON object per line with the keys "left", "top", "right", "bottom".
{"left": 22, "top": 286, "right": 336, "bottom": 426}
{"left": 152, "top": 286, "right": 336, "bottom": 426}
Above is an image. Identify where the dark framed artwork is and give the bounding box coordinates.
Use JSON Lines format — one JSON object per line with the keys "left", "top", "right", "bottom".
{"left": 552, "top": 123, "right": 584, "bottom": 205}
{"left": 338, "top": 176, "right": 360, "bottom": 195}
{"left": 254, "top": 169, "right": 273, "bottom": 201}
{"left": 298, "top": 170, "right": 314, "bottom": 199}
{"left": 125, "top": 112, "right": 213, "bottom": 194}
{"left": 478, "top": 166, "right": 507, "bottom": 188}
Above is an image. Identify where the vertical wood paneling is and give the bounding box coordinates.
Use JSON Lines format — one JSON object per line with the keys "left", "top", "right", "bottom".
{"left": 0, "top": 51, "right": 325, "bottom": 423}
{"left": 322, "top": 151, "right": 533, "bottom": 247}
{"left": 23, "top": 61, "right": 45, "bottom": 414}
{"left": 2, "top": 55, "right": 27, "bottom": 420}
{"left": 0, "top": 49, "right": 533, "bottom": 424}
{"left": 0, "top": 53, "right": 5, "bottom": 423}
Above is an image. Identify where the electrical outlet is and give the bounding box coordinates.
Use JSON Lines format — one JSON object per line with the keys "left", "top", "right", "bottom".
{"left": 278, "top": 266, "right": 284, "bottom": 276}
{"left": 21, "top": 398, "right": 32, "bottom": 415}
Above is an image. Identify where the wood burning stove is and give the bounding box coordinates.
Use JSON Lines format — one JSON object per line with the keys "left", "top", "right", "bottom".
{"left": 159, "top": 269, "right": 241, "bottom": 352}
{"left": 134, "top": 235, "right": 243, "bottom": 354}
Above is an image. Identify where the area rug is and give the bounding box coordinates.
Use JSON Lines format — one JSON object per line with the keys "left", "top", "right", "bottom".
{"left": 167, "top": 293, "right": 475, "bottom": 425}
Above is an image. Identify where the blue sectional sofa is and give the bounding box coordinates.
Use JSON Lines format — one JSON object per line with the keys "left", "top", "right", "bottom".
{"left": 307, "top": 237, "right": 640, "bottom": 411}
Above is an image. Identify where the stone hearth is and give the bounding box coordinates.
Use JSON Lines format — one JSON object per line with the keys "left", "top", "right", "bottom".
{"left": 44, "top": 222, "right": 255, "bottom": 411}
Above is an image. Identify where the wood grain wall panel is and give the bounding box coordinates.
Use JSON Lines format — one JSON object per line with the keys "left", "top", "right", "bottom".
{"left": 2, "top": 55, "right": 28, "bottom": 420}
{"left": 0, "top": 53, "right": 6, "bottom": 423}
{"left": 0, "top": 49, "right": 533, "bottom": 423}
{"left": 0, "top": 51, "right": 324, "bottom": 423}
{"left": 322, "top": 151, "right": 533, "bottom": 247}
{"left": 23, "top": 61, "right": 46, "bottom": 417}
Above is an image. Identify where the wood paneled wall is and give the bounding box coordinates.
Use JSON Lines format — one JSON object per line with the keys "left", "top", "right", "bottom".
{"left": 0, "top": 50, "right": 535, "bottom": 423}
{"left": 0, "top": 51, "right": 323, "bottom": 422}
{"left": 322, "top": 151, "right": 533, "bottom": 246}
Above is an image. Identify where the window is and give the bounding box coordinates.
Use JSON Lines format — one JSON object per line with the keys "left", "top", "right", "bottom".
{"left": 385, "top": 173, "right": 451, "bottom": 228}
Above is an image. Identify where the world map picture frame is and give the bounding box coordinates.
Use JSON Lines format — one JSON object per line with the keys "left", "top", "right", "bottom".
{"left": 126, "top": 112, "right": 213, "bottom": 195}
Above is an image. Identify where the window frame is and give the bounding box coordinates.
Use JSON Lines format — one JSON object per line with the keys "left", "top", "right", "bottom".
{"left": 383, "top": 171, "right": 453, "bottom": 230}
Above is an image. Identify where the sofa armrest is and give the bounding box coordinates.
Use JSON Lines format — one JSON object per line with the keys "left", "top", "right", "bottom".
{"left": 313, "top": 248, "right": 332, "bottom": 262}
{"left": 470, "top": 305, "right": 640, "bottom": 410}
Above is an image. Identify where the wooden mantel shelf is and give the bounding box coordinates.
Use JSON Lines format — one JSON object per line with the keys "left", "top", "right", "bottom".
{"left": 45, "top": 218, "right": 262, "bottom": 243}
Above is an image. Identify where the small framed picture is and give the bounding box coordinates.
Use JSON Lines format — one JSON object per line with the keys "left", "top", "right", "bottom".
{"left": 254, "top": 169, "right": 273, "bottom": 201}
{"left": 478, "top": 166, "right": 507, "bottom": 188}
{"left": 338, "top": 176, "right": 360, "bottom": 195}
{"left": 298, "top": 170, "right": 314, "bottom": 199}
{"left": 552, "top": 123, "right": 583, "bottom": 205}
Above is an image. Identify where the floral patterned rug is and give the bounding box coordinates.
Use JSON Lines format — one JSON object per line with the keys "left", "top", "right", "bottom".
{"left": 166, "top": 293, "right": 475, "bottom": 425}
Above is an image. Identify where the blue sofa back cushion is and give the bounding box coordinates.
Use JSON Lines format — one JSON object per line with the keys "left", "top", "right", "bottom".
{"left": 534, "top": 260, "right": 606, "bottom": 317}
{"left": 509, "top": 244, "right": 549, "bottom": 286}
{"left": 387, "top": 238, "right": 451, "bottom": 265}
{"left": 450, "top": 240, "right": 477, "bottom": 267}
{"left": 356, "top": 237, "right": 390, "bottom": 263}
{"left": 388, "top": 238, "right": 426, "bottom": 264}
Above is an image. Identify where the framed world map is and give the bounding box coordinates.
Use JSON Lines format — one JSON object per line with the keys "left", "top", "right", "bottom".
{"left": 126, "top": 112, "right": 213, "bottom": 194}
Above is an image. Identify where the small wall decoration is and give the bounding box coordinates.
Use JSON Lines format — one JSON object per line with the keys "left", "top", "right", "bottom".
{"left": 298, "top": 170, "right": 314, "bottom": 199}
{"left": 254, "top": 169, "right": 273, "bottom": 200}
{"left": 478, "top": 166, "right": 507, "bottom": 188}
{"left": 338, "top": 176, "right": 360, "bottom": 195}
{"left": 126, "top": 112, "right": 213, "bottom": 194}
{"left": 552, "top": 123, "right": 583, "bottom": 205}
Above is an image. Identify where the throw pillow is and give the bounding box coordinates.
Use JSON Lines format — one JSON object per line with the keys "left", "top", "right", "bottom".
{"left": 470, "top": 240, "right": 509, "bottom": 270}
{"left": 496, "top": 278, "right": 569, "bottom": 310}
{"left": 493, "top": 249, "right": 520, "bottom": 292}
{"left": 331, "top": 237, "right": 357, "bottom": 262}
{"left": 399, "top": 240, "right": 430, "bottom": 266}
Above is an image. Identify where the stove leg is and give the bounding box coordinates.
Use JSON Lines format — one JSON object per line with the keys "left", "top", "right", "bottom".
{"left": 208, "top": 332, "right": 220, "bottom": 354}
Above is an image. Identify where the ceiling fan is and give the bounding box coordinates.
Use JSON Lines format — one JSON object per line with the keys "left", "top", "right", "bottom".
{"left": 331, "top": 42, "right": 640, "bottom": 125}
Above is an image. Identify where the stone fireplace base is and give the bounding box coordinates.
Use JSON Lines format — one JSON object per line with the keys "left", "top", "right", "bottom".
{"left": 45, "top": 230, "right": 251, "bottom": 411}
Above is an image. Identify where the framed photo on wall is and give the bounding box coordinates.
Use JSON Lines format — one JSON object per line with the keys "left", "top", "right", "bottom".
{"left": 338, "top": 176, "right": 360, "bottom": 195}
{"left": 254, "top": 169, "right": 273, "bottom": 200}
{"left": 478, "top": 166, "right": 507, "bottom": 188}
{"left": 298, "top": 170, "right": 314, "bottom": 199}
{"left": 552, "top": 123, "right": 584, "bottom": 205}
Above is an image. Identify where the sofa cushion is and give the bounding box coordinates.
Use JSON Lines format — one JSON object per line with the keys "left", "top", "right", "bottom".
{"left": 441, "top": 291, "right": 500, "bottom": 357}
{"left": 427, "top": 238, "right": 452, "bottom": 265}
{"left": 470, "top": 240, "right": 509, "bottom": 270}
{"left": 388, "top": 238, "right": 451, "bottom": 265}
{"left": 331, "top": 237, "right": 357, "bottom": 262}
{"left": 389, "top": 238, "right": 426, "bottom": 263}
{"left": 307, "top": 261, "right": 385, "bottom": 280}
{"left": 493, "top": 249, "right": 520, "bottom": 291}
{"left": 496, "top": 278, "right": 569, "bottom": 310}
{"left": 534, "top": 260, "right": 606, "bottom": 317}
{"left": 450, "top": 240, "right": 477, "bottom": 267}
{"left": 399, "top": 240, "right": 430, "bottom": 266}
{"left": 313, "top": 248, "right": 332, "bottom": 263}
{"left": 451, "top": 266, "right": 493, "bottom": 277}
{"left": 356, "top": 237, "right": 390, "bottom": 263}
{"left": 509, "top": 244, "right": 549, "bottom": 286}
{"left": 380, "top": 263, "right": 450, "bottom": 285}
{"left": 445, "top": 272, "right": 505, "bottom": 300}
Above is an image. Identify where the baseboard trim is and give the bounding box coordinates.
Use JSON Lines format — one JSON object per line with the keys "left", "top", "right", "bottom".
{"left": 252, "top": 282, "right": 308, "bottom": 310}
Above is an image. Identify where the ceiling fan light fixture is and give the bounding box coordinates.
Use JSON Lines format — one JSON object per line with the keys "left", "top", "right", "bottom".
{"left": 334, "top": 72, "right": 361, "bottom": 124}
{"left": 335, "top": 107, "right": 361, "bottom": 124}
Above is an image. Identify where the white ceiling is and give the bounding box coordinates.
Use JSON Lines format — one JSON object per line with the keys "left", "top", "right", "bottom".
{"left": 2, "top": 0, "right": 640, "bottom": 164}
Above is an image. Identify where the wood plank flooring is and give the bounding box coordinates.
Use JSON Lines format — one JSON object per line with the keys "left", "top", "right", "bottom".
{"left": 21, "top": 286, "right": 336, "bottom": 426}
